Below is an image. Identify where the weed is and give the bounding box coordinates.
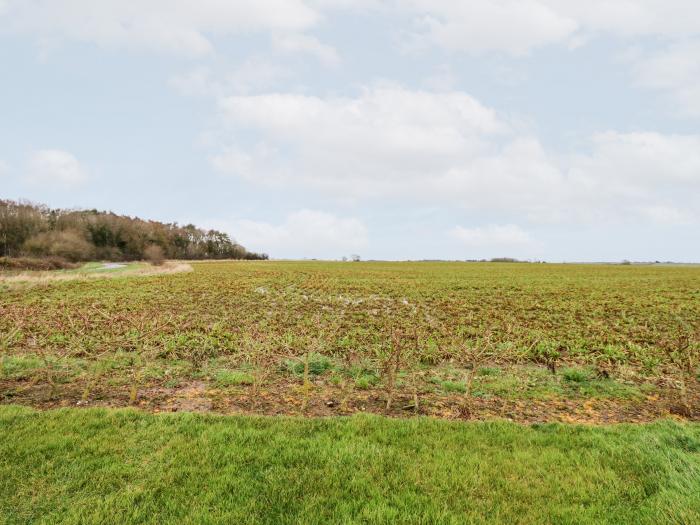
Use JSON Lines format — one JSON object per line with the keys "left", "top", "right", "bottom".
{"left": 562, "top": 368, "right": 591, "bottom": 383}
{"left": 354, "top": 374, "right": 379, "bottom": 390}
{"left": 283, "top": 353, "right": 334, "bottom": 376}
{"left": 431, "top": 378, "right": 467, "bottom": 393}
{"left": 215, "top": 370, "right": 255, "bottom": 387}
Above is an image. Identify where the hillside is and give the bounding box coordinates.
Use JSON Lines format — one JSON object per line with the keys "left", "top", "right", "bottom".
{"left": 0, "top": 199, "right": 267, "bottom": 262}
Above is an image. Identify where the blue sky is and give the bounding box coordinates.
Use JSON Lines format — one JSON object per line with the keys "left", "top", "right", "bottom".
{"left": 1, "top": 1, "right": 699, "bottom": 261}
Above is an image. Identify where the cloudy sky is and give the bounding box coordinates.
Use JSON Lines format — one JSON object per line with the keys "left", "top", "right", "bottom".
{"left": 1, "top": 1, "right": 699, "bottom": 261}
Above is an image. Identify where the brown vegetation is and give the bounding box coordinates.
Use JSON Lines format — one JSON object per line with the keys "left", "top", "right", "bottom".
{"left": 0, "top": 198, "right": 268, "bottom": 262}
{"left": 0, "top": 256, "right": 79, "bottom": 271}
{"left": 144, "top": 244, "right": 165, "bottom": 266}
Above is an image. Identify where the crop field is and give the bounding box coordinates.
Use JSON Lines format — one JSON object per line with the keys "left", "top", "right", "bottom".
{"left": 2, "top": 261, "right": 700, "bottom": 524}
{"left": 1, "top": 261, "right": 699, "bottom": 422}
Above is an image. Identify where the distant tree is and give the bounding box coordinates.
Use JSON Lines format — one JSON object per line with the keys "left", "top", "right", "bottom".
{"left": 0, "top": 200, "right": 46, "bottom": 257}
{"left": 0, "top": 198, "right": 268, "bottom": 262}
{"left": 351, "top": 254, "right": 361, "bottom": 262}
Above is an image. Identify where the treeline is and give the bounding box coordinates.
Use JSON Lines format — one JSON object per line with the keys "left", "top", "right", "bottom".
{"left": 0, "top": 199, "right": 268, "bottom": 262}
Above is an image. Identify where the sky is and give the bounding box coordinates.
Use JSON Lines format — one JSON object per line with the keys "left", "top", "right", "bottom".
{"left": 1, "top": 1, "right": 699, "bottom": 262}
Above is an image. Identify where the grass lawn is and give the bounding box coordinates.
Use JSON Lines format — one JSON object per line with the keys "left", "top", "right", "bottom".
{"left": 1, "top": 406, "right": 699, "bottom": 524}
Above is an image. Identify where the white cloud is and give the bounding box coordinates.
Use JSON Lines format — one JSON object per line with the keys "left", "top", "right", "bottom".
{"left": 576, "top": 131, "right": 700, "bottom": 186}
{"left": 0, "top": 0, "right": 320, "bottom": 56}
{"left": 230, "top": 210, "right": 368, "bottom": 259}
{"left": 216, "top": 86, "right": 508, "bottom": 195}
{"left": 407, "top": 0, "right": 578, "bottom": 56}
{"left": 450, "top": 224, "right": 533, "bottom": 246}
{"left": 559, "top": 131, "right": 700, "bottom": 224}
{"left": 272, "top": 33, "right": 340, "bottom": 66}
{"left": 395, "top": 1, "right": 700, "bottom": 55}
{"left": 170, "top": 60, "right": 291, "bottom": 98}
{"left": 392, "top": 1, "right": 700, "bottom": 116}
{"left": 632, "top": 40, "right": 700, "bottom": 117}
{"left": 212, "top": 85, "right": 700, "bottom": 226}
{"left": 4, "top": 1, "right": 700, "bottom": 67}
{"left": 308, "top": 0, "right": 383, "bottom": 9}
{"left": 27, "top": 149, "right": 88, "bottom": 187}
{"left": 0, "top": 159, "right": 8, "bottom": 177}
{"left": 551, "top": 1, "right": 700, "bottom": 39}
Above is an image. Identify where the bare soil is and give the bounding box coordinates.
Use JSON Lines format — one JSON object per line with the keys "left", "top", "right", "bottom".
{"left": 2, "top": 376, "right": 698, "bottom": 424}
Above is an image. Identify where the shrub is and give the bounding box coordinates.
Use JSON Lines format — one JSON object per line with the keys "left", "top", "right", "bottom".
{"left": 0, "top": 256, "right": 78, "bottom": 271}
{"left": 23, "top": 230, "right": 94, "bottom": 262}
{"left": 144, "top": 245, "right": 165, "bottom": 266}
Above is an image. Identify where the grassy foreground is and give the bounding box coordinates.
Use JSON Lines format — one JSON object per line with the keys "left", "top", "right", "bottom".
{"left": 1, "top": 406, "right": 699, "bottom": 524}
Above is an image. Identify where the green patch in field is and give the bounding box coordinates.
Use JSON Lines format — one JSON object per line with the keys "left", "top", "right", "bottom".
{"left": 431, "top": 378, "right": 467, "bottom": 393}
{"left": 283, "top": 353, "right": 335, "bottom": 376}
{"left": 353, "top": 374, "right": 378, "bottom": 390}
{"left": 474, "top": 372, "right": 537, "bottom": 399}
{"left": 79, "top": 354, "right": 194, "bottom": 388}
{"left": 1, "top": 355, "right": 43, "bottom": 380}
{"left": 0, "top": 354, "right": 88, "bottom": 384}
{"left": 556, "top": 366, "right": 649, "bottom": 399}
{"left": 341, "top": 362, "right": 381, "bottom": 390}
{"left": 596, "top": 344, "right": 630, "bottom": 365}
{"left": 418, "top": 336, "right": 441, "bottom": 364}
{"left": 562, "top": 367, "right": 592, "bottom": 383}
{"left": 465, "top": 365, "right": 652, "bottom": 401}
{"left": 160, "top": 331, "right": 235, "bottom": 361}
{"left": 529, "top": 340, "right": 562, "bottom": 364}
{"left": 215, "top": 369, "right": 255, "bottom": 387}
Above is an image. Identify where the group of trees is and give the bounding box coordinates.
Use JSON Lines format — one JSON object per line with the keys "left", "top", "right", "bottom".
{"left": 0, "top": 199, "right": 268, "bottom": 262}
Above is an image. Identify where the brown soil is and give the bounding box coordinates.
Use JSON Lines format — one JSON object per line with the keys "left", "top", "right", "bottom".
{"left": 2, "top": 376, "right": 698, "bottom": 424}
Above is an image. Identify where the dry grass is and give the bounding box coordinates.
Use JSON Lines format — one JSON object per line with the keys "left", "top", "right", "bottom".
{"left": 0, "top": 261, "right": 192, "bottom": 288}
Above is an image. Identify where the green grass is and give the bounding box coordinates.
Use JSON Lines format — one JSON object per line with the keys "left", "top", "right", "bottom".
{"left": 431, "top": 377, "right": 468, "bottom": 393}
{"left": 215, "top": 369, "right": 255, "bottom": 387}
{"left": 283, "top": 353, "right": 335, "bottom": 376}
{"left": 0, "top": 406, "right": 698, "bottom": 524}
{"left": 426, "top": 364, "right": 653, "bottom": 401}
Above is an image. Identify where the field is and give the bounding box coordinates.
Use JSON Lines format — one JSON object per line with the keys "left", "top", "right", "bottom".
{"left": 2, "top": 261, "right": 700, "bottom": 523}
{"left": 1, "top": 261, "right": 699, "bottom": 421}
